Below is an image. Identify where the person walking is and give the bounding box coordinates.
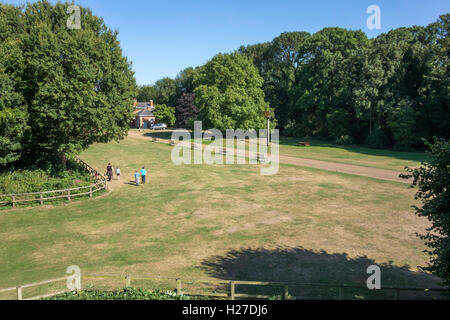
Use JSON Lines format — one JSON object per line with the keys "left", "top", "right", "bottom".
{"left": 141, "top": 167, "right": 147, "bottom": 184}
{"left": 106, "top": 163, "right": 113, "bottom": 182}
{"left": 134, "top": 170, "right": 140, "bottom": 186}
{"left": 116, "top": 167, "right": 121, "bottom": 180}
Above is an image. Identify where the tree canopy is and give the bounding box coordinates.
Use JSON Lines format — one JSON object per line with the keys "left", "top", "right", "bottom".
{"left": 193, "top": 52, "right": 273, "bottom": 131}
{"left": 153, "top": 104, "right": 176, "bottom": 126}
{"left": 0, "top": 1, "right": 137, "bottom": 168}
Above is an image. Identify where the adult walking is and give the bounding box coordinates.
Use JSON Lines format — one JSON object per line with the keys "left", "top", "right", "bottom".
{"left": 106, "top": 163, "right": 113, "bottom": 182}
{"left": 141, "top": 167, "right": 147, "bottom": 184}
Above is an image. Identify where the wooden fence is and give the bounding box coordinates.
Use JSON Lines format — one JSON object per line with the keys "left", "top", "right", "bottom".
{"left": 83, "top": 274, "right": 450, "bottom": 301}
{"left": 0, "top": 275, "right": 78, "bottom": 300}
{"left": 1, "top": 274, "right": 449, "bottom": 300}
{"left": 0, "top": 158, "right": 107, "bottom": 209}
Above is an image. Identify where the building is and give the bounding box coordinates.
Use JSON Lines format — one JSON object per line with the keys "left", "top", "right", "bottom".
{"left": 133, "top": 100, "right": 156, "bottom": 128}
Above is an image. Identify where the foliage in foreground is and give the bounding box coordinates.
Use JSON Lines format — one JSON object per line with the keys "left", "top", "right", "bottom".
{"left": 402, "top": 138, "right": 450, "bottom": 285}
{"left": 0, "top": 160, "right": 95, "bottom": 194}
{"left": 45, "top": 288, "right": 205, "bottom": 300}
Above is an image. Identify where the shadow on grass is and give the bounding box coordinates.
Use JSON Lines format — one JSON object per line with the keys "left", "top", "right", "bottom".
{"left": 199, "top": 247, "right": 447, "bottom": 300}
{"left": 143, "top": 131, "right": 175, "bottom": 140}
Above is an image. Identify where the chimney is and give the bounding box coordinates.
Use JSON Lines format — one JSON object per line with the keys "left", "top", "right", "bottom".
{"left": 150, "top": 100, "right": 154, "bottom": 108}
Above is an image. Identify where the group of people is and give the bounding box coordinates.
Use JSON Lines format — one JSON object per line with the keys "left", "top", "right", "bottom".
{"left": 105, "top": 163, "right": 147, "bottom": 186}
{"left": 134, "top": 167, "right": 147, "bottom": 186}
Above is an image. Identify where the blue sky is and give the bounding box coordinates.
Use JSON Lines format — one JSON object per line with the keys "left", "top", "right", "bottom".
{"left": 4, "top": 0, "right": 449, "bottom": 85}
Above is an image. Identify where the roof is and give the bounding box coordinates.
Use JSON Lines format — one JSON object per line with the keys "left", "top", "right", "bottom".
{"left": 136, "top": 109, "right": 154, "bottom": 117}
{"left": 136, "top": 102, "right": 155, "bottom": 109}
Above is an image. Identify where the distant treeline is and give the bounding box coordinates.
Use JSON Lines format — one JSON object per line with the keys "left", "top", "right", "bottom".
{"left": 139, "top": 14, "right": 449, "bottom": 150}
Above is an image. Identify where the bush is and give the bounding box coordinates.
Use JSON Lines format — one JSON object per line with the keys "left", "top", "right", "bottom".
{"left": 365, "top": 128, "right": 388, "bottom": 149}
{"left": 0, "top": 160, "right": 95, "bottom": 194}
{"left": 45, "top": 288, "right": 207, "bottom": 300}
{"left": 335, "top": 135, "right": 354, "bottom": 145}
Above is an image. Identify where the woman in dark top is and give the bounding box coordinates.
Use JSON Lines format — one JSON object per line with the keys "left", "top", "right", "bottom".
{"left": 106, "top": 163, "right": 113, "bottom": 181}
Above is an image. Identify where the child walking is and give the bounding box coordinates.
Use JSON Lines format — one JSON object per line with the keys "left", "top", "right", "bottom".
{"left": 134, "top": 170, "right": 140, "bottom": 186}
{"left": 116, "top": 167, "right": 121, "bottom": 180}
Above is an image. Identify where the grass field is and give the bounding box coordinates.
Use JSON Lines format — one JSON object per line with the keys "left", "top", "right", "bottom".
{"left": 0, "top": 132, "right": 443, "bottom": 299}
{"left": 141, "top": 129, "right": 429, "bottom": 171}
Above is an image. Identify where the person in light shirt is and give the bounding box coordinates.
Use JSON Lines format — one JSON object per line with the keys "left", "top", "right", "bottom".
{"left": 134, "top": 170, "right": 140, "bottom": 186}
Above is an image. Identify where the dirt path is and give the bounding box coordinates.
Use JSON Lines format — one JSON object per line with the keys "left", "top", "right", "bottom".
{"left": 279, "top": 155, "right": 409, "bottom": 183}
{"left": 127, "top": 130, "right": 410, "bottom": 184}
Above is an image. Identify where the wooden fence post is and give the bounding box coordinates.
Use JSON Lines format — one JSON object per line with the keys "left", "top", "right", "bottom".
{"left": 283, "top": 285, "right": 289, "bottom": 300}
{"left": 176, "top": 279, "right": 182, "bottom": 296}
{"left": 89, "top": 186, "right": 93, "bottom": 198}
{"left": 67, "top": 190, "right": 71, "bottom": 201}
{"left": 12, "top": 195, "right": 16, "bottom": 208}
{"left": 125, "top": 275, "right": 131, "bottom": 288}
{"left": 16, "top": 286, "right": 22, "bottom": 300}
{"left": 394, "top": 289, "right": 400, "bottom": 300}
{"left": 40, "top": 193, "right": 44, "bottom": 206}
{"left": 230, "top": 281, "right": 235, "bottom": 300}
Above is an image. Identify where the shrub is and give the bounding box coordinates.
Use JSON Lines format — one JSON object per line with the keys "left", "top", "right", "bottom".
{"left": 365, "top": 128, "right": 388, "bottom": 149}
{"left": 45, "top": 288, "right": 207, "bottom": 300}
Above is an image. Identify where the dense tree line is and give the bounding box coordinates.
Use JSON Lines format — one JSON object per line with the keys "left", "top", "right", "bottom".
{"left": 239, "top": 15, "right": 449, "bottom": 149}
{"left": 0, "top": 1, "right": 137, "bottom": 169}
{"left": 139, "top": 14, "right": 448, "bottom": 149}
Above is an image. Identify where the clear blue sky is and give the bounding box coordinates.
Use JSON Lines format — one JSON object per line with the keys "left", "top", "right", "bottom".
{"left": 4, "top": 0, "right": 449, "bottom": 85}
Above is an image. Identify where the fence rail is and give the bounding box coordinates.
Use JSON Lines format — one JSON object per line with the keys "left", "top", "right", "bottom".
{"left": 1, "top": 274, "right": 449, "bottom": 300}
{"left": 0, "top": 158, "right": 107, "bottom": 209}
{"left": 84, "top": 274, "right": 450, "bottom": 301}
{"left": 0, "top": 275, "right": 77, "bottom": 300}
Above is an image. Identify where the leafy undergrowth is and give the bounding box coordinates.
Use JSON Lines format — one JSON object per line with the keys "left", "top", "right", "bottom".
{"left": 44, "top": 288, "right": 208, "bottom": 300}
{"left": 0, "top": 160, "right": 96, "bottom": 195}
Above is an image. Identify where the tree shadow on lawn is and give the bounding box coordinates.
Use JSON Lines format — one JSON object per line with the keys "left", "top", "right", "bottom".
{"left": 199, "top": 247, "right": 447, "bottom": 300}
{"left": 143, "top": 131, "right": 175, "bottom": 140}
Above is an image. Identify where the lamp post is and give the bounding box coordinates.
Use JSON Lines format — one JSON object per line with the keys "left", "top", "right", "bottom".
{"left": 264, "top": 110, "right": 271, "bottom": 146}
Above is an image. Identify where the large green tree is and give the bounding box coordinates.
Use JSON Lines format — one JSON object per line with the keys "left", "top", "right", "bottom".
{"left": 0, "top": 1, "right": 137, "bottom": 167}
{"left": 194, "top": 52, "right": 273, "bottom": 131}
{"left": 0, "top": 4, "right": 27, "bottom": 167}
{"left": 402, "top": 138, "right": 450, "bottom": 285}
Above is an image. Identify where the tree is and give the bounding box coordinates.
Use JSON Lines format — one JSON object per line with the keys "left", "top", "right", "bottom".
{"left": 137, "top": 85, "right": 158, "bottom": 102}
{"left": 11, "top": 1, "right": 137, "bottom": 165}
{"left": 154, "top": 104, "right": 176, "bottom": 126}
{"left": 402, "top": 138, "right": 450, "bottom": 285}
{"left": 175, "top": 93, "right": 198, "bottom": 129}
{"left": 175, "top": 67, "right": 198, "bottom": 96}
{"left": 153, "top": 77, "right": 177, "bottom": 106}
{"left": 194, "top": 52, "right": 273, "bottom": 131}
{"left": 0, "top": 70, "right": 27, "bottom": 167}
{"left": 0, "top": 3, "right": 27, "bottom": 167}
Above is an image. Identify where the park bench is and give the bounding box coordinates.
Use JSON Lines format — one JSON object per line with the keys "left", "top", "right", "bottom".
{"left": 152, "top": 137, "right": 158, "bottom": 142}
{"left": 217, "top": 147, "right": 228, "bottom": 155}
{"left": 255, "top": 152, "right": 267, "bottom": 163}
